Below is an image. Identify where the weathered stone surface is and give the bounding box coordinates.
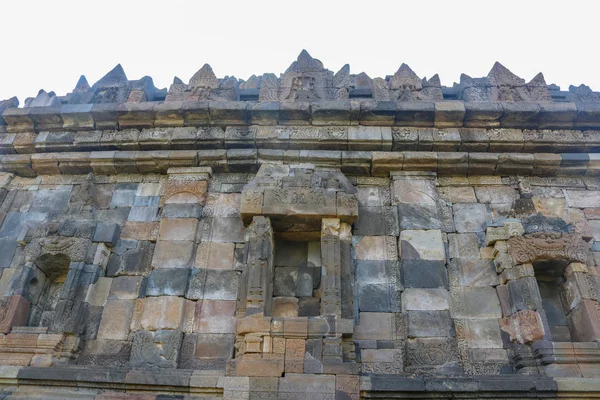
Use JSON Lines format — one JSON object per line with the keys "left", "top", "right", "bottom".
{"left": 403, "top": 288, "right": 450, "bottom": 311}
{"left": 448, "top": 233, "right": 481, "bottom": 260}
{"left": 565, "top": 190, "right": 600, "bottom": 208}
{"left": 407, "top": 310, "right": 455, "bottom": 338}
{"left": 97, "top": 299, "right": 135, "bottom": 340}
{"left": 140, "top": 296, "right": 185, "bottom": 330}
{"left": 453, "top": 203, "right": 491, "bottom": 233}
{"left": 108, "top": 276, "right": 143, "bottom": 300}
{"left": 194, "top": 299, "right": 236, "bottom": 334}
{"left": 195, "top": 241, "right": 235, "bottom": 269}
{"left": 151, "top": 240, "right": 194, "bottom": 269}
{"left": 158, "top": 218, "right": 198, "bottom": 241}
{"left": 402, "top": 259, "right": 448, "bottom": 288}
{"left": 399, "top": 230, "right": 445, "bottom": 261}
{"left": 355, "top": 236, "right": 397, "bottom": 261}
{"left": 353, "top": 206, "right": 398, "bottom": 237}
{"left": 145, "top": 268, "right": 189, "bottom": 297}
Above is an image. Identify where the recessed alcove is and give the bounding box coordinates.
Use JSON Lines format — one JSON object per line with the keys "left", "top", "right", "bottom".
{"left": 28, "top": 254, "right": 71, "bottom": 327}
{"left": 272, "top": 239, "right": 322, "bottom": 317}
{"left": 533, "top": 259, "right": 571, "bottom": 342}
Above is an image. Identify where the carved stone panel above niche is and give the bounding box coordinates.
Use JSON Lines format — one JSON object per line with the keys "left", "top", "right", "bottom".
{"left": 240, "top": 164, "right": 358, "bottom": 240}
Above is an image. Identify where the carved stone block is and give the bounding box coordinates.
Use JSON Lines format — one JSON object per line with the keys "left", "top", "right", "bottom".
{"left": 130, "top": 329, "right": 182, "bottom": 369}
{"left": 500, "top": 309, "right": 545, "bottom": 344}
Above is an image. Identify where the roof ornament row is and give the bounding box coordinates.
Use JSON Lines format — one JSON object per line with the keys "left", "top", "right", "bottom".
{"left": 5, "top": 50, "right": 600, "bottom": 108}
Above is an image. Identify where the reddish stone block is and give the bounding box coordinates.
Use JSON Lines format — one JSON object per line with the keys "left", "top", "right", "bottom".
{"left": 0, "top": 295, "right": 30, "bottom": 334}
{"left": 500, "top": 309, "right": 545, "bottom": 344}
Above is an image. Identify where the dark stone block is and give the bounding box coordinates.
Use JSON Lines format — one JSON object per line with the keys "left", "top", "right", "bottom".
{"left": 81, "top": 304, "right": 103, "bottom": 340}
{"left": 507, "top": 277, "right": 543, "bottom": 313}
{"left": 407, "top": 311, "right": 455, "bottom": 337}
{"left": 93, "top": 222, "right": 121, "bottom": 246}
{"left": 145, "top": 268, "right": 190, "bottom": 297}
{"left": 106, "top": 241, "right": 154, "bottom": 276}
{"left": 273, "top": 266, "right": 317, "bottom": 297}
{"left": 522, "top": 212, "right": 572, "bottom": 234}
{"left": 162, "top": 203, "right": 203, "bottom": 219}
{"left": 29, "top": 189, "right": 71, "bottom": 215}
{"left": 397, "top": 203, "right": 441, "bottom": 230}
{"left": 354, "top": 206, "right": 399, "bottom": 236}
{"left": 298, "top": 297, "right": 320, "bottom": 317}
{"left": 359, "top": 283, "right": 392, "bottom": 312}
{"left": 512, "top": 198, "right": 536, "bottom": 215}
{"left": 274, "top": 240, "right": 308, "bottom": 268}
{"left": 203, "top": 269, "right": 240, "bottom": 301}
{"left": 356, "top": 260, "right": 401, "bottom": 312}
{"left": 0, "top": 238, "right": 17, "bottom": 269}
{"left": 402, "top": 259, "right": 448, "bottom": 289}
{"left": 367, "top": 375, "right": 426, "bottom": 391}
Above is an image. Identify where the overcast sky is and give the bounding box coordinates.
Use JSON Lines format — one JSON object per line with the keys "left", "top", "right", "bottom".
{"left": 1, "top": 0, "right": 598, "bottom": 103}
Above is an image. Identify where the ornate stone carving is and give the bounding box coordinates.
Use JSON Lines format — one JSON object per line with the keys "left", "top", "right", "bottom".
{"left": 522, "top": 213, "right": 573, "bottom": 235}
{"left": 373, "top": 64, "right": 443, "bottom": 101}
{"left": 458, "top": 62, "right": 551, "bottom": 102}
{"left": 258, "top": 50, "right": 352, "bottom": 102}
{"left": 166, "top": 63, "right": 239, "bottom": 101}
{"left": 245, "top": 216, "right": 275, "bottom": 316}
{"left": 507, "top": 232, "right": 588, "bottom": 265}
{"left": 406, "top": 339, "right": 458, "bottom": 367}
{"left": 130, "top": 329, "right": 182, "bottom": 369}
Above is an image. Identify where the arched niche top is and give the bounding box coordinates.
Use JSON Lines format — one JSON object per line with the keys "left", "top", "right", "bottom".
{"left": 240, "top": 164, "right": 358, "bottom": 238}
{"left": 24, "top": 236, "right": 92, "bottom": 280}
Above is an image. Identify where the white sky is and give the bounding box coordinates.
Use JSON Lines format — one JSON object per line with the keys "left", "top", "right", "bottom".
{"left": 1, "top": 0, "right": 598, "bottom": 103}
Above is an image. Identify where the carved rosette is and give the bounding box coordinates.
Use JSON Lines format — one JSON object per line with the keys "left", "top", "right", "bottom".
{"left": 507, "top": 232, "right": 588, "bottom": 265}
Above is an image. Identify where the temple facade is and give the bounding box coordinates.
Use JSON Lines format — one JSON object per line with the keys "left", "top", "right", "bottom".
{"left": 0, "top": 51, "right": 598, "bottom": 398}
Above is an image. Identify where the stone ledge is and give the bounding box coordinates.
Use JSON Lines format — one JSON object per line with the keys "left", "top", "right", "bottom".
{"left": 8, "top": 366, "right": 223, "bottom": 395}
{"left": 0, "top": 150, "right": 598, "bottom": 178}
{"left": 4, "top": 101, "right": 600, "bottom": 133}
{"left": 360, "top": 374, "right": 559, "bottom": 398}
{"left": 2, "top": 126, "right": 600, "bottom": 156}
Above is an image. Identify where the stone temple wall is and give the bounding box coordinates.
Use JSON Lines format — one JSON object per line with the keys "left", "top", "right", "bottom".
{"left": 0, "top": 51, "right": 598, "bottom": 399}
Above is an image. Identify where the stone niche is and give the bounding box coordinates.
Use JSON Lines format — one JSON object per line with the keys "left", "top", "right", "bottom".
{"left": 233, "top": 164, "right": 358, "bottom": 377}
{"left": 490, "top": 214, "right": 600, "bottom": 376}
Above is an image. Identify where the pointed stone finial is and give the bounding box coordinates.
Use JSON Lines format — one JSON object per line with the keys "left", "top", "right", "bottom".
{"left": 333, "top": 64, "right": 350, "bottom": 88}
{"left": 286, "top": 50, "right": 324, "bottom": 73}
{"left": 423, "top": 74, "right": 441, "bottom": 87}
{"left": 74, "top": 75, "right": 90, "bottom": 93}
{"left": 173, "top": 76, "right": 184, "bottom": 85}
{"left": 389, "top": 64, "right": 422, "bottom": 90}
{"left": 299, "top": 50, "right": 323, "bottom": 72}
{"left": 487, "top": 62, "right": 525, "bottom": 86}
{"left": 189, "top": 64, "right": 218, "bottom": 89}
{"left": 527, "top": 72, "right": 547, "bottom": 86}
{"left": 240, "top": 75, "right": 260, "bottom": 89}
{"left": 93, "top": 64, "right": 128, "bottom": 88}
